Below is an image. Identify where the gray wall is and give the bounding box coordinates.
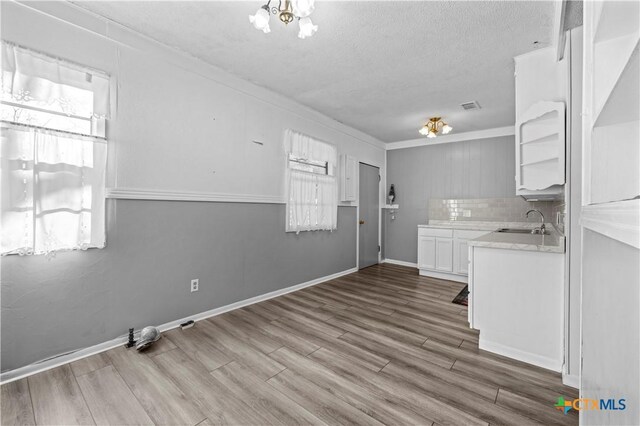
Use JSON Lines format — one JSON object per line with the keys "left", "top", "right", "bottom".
{"left": 384, "top": 136, "right": 516, "bottom": 263}
{"left": 1, "top": 200, "right": 356, "bottom": 372}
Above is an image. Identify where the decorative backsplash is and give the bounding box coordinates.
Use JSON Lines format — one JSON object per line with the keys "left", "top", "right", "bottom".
{"left": 428, "top": 197, "right": 565, "bottom": 225}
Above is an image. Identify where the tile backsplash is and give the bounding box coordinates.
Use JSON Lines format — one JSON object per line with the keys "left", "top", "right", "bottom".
{"left": 428, "top": 197, "right": 565, "bottom": 225}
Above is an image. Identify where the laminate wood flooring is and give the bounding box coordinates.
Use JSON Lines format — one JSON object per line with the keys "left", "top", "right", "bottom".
{"left": 1, "top": 264, "right": 579, "bottom": 425}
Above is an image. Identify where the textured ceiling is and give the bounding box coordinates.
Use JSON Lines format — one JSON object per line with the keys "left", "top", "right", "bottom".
{"left": 72, "top": 1, "right": 555, "bottom": 142}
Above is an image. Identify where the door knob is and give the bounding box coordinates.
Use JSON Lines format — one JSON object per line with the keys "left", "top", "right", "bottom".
{"left": 359, "top": 220, "right": 365, "bottom": 225}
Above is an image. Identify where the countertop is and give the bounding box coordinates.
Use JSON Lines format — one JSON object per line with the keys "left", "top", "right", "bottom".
{"left": 469, "top": 228, "right": 564, "bottom": 253}
{"left": 418, "top": 220, "right": 543, "bottom": 231}
{"left": 417, "top": 220, "right": 565, "bottom": 253}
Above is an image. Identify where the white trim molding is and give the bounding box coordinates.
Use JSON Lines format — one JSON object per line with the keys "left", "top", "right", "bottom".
{"left": 419, "top": 269, "right": 468, "bottom": 284}
{"left": 385, "top": 126, "right": 515, "bottom": 151}
{"left": 553, "top": 0, "right": 568, "bottom": 61}
{"left": 0, "top": 267, "right": 357, "bottom": 384}
{"left": 581, "top": 199, "right": 640, "bottom": 249}
{"left": 480, "top": 338, "right": 563, "bottom": 373}
{"left": 381, "top": 258, "right": 418, "bottom": 268}
{"left": 563, "top": 373, "right": 579, "bottom": 389}
{"left": 106, "top": 188, "right": 286, "bottom": 204}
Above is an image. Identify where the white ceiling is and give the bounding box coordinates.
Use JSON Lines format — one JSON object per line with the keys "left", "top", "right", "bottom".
{"left": 72, "top": 1, "right": 555, "bottom": 142}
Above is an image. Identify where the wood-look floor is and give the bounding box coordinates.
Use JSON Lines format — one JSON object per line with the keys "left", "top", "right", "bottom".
{"left": 1, "top": 264, "right": 579, "bottom": 425}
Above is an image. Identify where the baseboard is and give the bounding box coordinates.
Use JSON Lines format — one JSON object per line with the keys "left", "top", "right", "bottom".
{"left": 0, "top": 267, "right": 357, "bottom": 384}
{"left": 381, "top": 258, "right": 417, "bottom": 268}
{"left": 419, "top": 269, "right": 468, "bottom": 283}
{"left": 562, "top": 373, "right": 579, "bottom": 389}
{"left": 479, "top": 338, "right": 563, "bottom": 372}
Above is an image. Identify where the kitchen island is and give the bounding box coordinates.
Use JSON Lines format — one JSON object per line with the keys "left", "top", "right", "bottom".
{"left": 468, "top": 227, "right": 565, "bottom": 371}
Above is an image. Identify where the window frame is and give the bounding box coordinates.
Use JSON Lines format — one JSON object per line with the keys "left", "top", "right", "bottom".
{"left": 0, "top": 42, "right": 110, "bottom": 256}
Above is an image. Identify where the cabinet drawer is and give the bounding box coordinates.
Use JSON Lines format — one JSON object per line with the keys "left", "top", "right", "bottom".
{"left": 454, "top": 230, "right": 490, "bottom": 240}
{"left": 418, "top": 228, "right": 453, "bottom": 238}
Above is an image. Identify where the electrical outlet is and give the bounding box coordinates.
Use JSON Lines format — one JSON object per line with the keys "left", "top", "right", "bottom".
{"left": 190, "top": 279, "right": 199, "bottom": 293}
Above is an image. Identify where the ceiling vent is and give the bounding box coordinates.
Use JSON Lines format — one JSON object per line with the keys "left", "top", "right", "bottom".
{"left": 460, "top": 101, "right": 481, "bottom": 111}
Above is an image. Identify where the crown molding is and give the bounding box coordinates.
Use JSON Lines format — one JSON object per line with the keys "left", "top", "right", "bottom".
{"left": 385, "top": 126, "right": 515, "bottom": 151}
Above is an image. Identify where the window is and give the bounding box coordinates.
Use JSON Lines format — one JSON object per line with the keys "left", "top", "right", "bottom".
{"left": 284, "top": 129, "right": 338, "bottom": 233}
{"left": 1, "top": 42, "right": 109, "bottom": 255}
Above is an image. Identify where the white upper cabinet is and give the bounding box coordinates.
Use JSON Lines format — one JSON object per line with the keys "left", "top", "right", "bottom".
{"left": 516, "top": 101, "right": 566, "bottom": 191}
{"left": 340, "top": 155, "right": 357, "bottom": 202}
{"left": 514, "top": 43, "right": 570, "bottom": 199}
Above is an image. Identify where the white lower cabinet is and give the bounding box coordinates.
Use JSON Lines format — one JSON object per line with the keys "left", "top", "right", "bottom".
{"left": 435, "top": 238, "right": 454, "bottom": 272}
{"left": 454, "top": 239, "right": 469, "bottom": 275}
{"left": 417, "top": 236, "right": 436, "bottom": 270}
{"left": 418, "top": 227, "right": 489, "bottom": 283}
{"left": 469, "top": 245, "right": 564, "bottom": 372}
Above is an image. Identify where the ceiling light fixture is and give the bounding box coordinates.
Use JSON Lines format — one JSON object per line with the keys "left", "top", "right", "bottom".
{"left": 419, "top": 117, "right": 452, "bottom": 139}
{"left": 249, "top": 0, "right": 317, "bottom": 39}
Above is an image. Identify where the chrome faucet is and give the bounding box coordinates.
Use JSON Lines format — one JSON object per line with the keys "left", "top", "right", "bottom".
{"left": 526, "top": 209, "right": 546, "bottom": 234}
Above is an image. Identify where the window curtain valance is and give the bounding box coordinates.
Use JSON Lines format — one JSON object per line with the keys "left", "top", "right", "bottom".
{"left": 1, "top": 42, "right": 110, "bottom": 120}
{"left": 284, "top": 129, "right": 338, "bottom": 233}
{"left": 285, "top": 128, "right": 337, "bottom": 166}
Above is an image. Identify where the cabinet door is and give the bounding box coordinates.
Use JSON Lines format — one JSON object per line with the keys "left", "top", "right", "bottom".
{"left": 435, "top": 237, "right": 454, "bottom": 272}
{"left": 341, "top": 155, "right": 357, "bottom": 202}
{"left": 417, "top": 236, "right": 436, "bottom": 270}
{"left": 454, "top": 239, "right": 470, "bottom": 275}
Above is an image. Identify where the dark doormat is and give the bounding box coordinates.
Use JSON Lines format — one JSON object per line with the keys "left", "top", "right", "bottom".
{"left": 452, "top": 285, "right": 469, "bottom": 306}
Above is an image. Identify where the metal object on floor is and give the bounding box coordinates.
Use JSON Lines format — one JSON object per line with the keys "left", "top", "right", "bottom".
{"left": 135, "top": 326, "right": 161, "bottom": 351}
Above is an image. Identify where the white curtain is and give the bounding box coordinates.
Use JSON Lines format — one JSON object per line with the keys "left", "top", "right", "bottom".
{"left": 1, "top": 124, "right": 106, "bottom": 255}
{"left": 284, "top": 129, "right": 338, "bottom": 233}
{"left": 1, "top": 41, "right": 109, "bottom": 256}
{"left": 1, "top": 42, "right": 110, "bottom": 120}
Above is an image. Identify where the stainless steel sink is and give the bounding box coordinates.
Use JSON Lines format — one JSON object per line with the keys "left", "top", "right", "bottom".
{"left": 496, "top": 228, "right": 550, "bottom": 235}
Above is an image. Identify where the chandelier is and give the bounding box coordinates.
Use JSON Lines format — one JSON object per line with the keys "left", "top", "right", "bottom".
{"left": 419, "top": 117, "right": 452, "bottom": 139}
{"left": 249, "top": 0, "right": 318, "bottom": 39}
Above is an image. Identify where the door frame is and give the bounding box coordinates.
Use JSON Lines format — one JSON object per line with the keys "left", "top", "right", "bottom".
{"left": 356, "top": 161, "right": 381, "bottom": 270}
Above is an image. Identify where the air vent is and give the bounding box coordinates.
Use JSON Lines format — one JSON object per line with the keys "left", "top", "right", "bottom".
{"left": 460, "top": 101, "right": 481, "bottom": 110}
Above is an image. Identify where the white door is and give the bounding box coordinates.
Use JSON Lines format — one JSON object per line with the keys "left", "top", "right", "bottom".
{"left": 435, "top": 237, "right": 454, "bottom": 272}
{"left": 417, "top": 236, "right": 436, "bottom": 270}
{"left": 454, "top": 239, "right": 470, "bottom": 275}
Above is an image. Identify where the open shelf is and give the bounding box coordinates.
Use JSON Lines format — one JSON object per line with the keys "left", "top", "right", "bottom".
{"left": 520, "top": 132, "right": 560, "bottom": 146}
{"left": 584, "top": 0, "right": 640, "bottom": 228}
{"left": 520, "top": 157, "right": 560, "bottom": 167}
{"left": 593, "top": 0, "right": 640, "bottom": 44}
{"left": 589, "top": 120, "right": 640, "bottom": 205}
{"left": 594, "top": 42, "right": 639, "bottom": 128}
{"left": 593, "top": 35, "right": 639, "bottom": 126}
{"left": 516, "top": 101, "right": 565, "bottom": 192}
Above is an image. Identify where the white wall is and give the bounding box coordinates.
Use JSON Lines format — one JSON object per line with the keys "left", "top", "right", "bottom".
{"left": 0, "top": 1, "right": 386, "bottom": 374}
{"left": 2, "top": 1, "right": 385, "bottom": 199}
{"left": 580, "top": 230, "right": 639, "bottom": 425}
